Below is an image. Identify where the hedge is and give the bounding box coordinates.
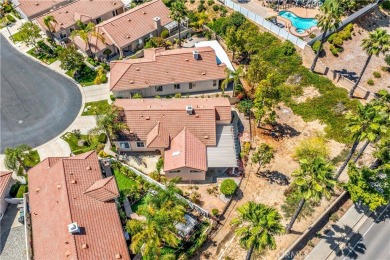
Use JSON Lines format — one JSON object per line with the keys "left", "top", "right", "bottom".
{"left": 220, "top": 179, "right": 238, "bottom": 196}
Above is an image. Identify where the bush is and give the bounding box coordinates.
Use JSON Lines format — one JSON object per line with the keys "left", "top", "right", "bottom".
{"left": 6, "top": 14, "right": 16, "bottom": 23}
{"left": 385, "top": 54, "right": 390, "bottom": 67}
{"left": 207, "top": 0, "right": 214, "bottom": 5}
{"left": 132, "top": 93, "right": 142, "bottom": 99}
{"left": 373, "top": 71, "right": 381, "bottom": 78}
{"left": 332, "top": 35, "right": 344, "bottom": 46}
{"left": 220, "top": 179, "right": 237, "bottom": 196}
{"left": 212, "top": 4, "right": 220, "bottom": 11}
{"left": 16, "top": 185, "right": 28, "bottom": 198}
{"left": 174, "top": 93, "right": 182, "bottom": 98}
{"left": 98, "top": 133, "right": 107, "bottom": 143}
{"left": 211, "top": 208, "right": 219, "bottom": 216}
{"left": 190, "top": 0, "right": 195, "bottom": 3}
{"left": 293, "top": 135, "right": 329, "bottom": 161}
{"left": 367, "top": 79, "right": 375, "bottom": 85}
{"left": 161, "top": 29, "right": 169, "bottom": 39}
{"left": 198, "top": 3, "right": 206, "bottom": 12}
{"left": 312, "top": 40, "right": 322, "bottom": 54}
{"left": 156, "top": 157, "right": 164, "bottom": 173}
{"left": 381, "top": 0, "right": 390, "bottom": 10}
{"left": 329, "top": 44, "right": 339, "bottom": 56}
{"left": 10, "top": 183, "right": 21, "bottom": 197}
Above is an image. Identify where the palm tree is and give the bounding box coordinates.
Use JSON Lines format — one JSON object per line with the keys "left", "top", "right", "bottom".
{"left": 231, "top": 202, "right": 284, "bottom": 260}
{"left": 4, "top": 144, "right": 33, "bottom": 172}
{"left": 286, "top": 157, "right": 336, "bottom": 233}
{"left": 221, "top": 66, "right": 243, "bottom": 97}
{"left": 170, "top": 0, "right": 188, "bottom": 48}
{"left": 349, "top": 29, "right": 390, "bottom": 97}
{"left": 91, "top": 105, "right": 128, "bottom": 146}
{"left": 335, "top": 102, "right": 388, "bottom": 179}
{"left": 310, "top": 0, "right": 342, "bottom": 72}
{"left": 71, "top": 22, "right": 105, "bottom": 57}
{"left": 43, "top": 15, "right": 58, "bottom": 40}
{"left": 251, "top": 143, "right": 274, "bottom": 174}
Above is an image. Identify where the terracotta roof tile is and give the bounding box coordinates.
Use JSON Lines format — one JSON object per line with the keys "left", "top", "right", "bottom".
{"left": 110, "top": 46, "right": 226, "bottom": 91}
{"left": 16, "top": 0, "right": 69, "bottom": 19}
{"left": 164, "top": 128, "right": 207, "bottom": 172}
{"left": 146, "top": 122, "right": 170, "bottom": 148}
{"left": 97, "top": 0, "right": 172, "bottom": 49}
{"left": 27, "top": 151, "right": 129, "bottom": 260}
{"left": 84, "top": 176, "right": 119, "bottom": 202}
{"left": 0, "top": 171, "right": 12, "bottom": 198}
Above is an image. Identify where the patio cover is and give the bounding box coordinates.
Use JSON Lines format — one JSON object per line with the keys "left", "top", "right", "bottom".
{"left": 195, "top": 40, "right": 235, "bottom": 72}
{"left": 207, "top": 125, "right": 238, "bottom": 168}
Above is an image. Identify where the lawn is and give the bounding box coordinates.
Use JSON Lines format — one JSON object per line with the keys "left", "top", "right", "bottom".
{"left": 82, "top": 100, "right": 111, "bottom": 116}
{"left": 131, "top": 193, "right": 152, "bottom": 213}
{"left": 113, "top": 169, "right": 138, "bottom": 192}
{"left": 10, "top": 31, "right": 23, "bottom": 42}
{"left": 66, "top": 65, "right": 97, "bottom": 87}
{"left": 23, "top": 150, "right": 40, "bottom": 168}
{"left": 61, "top": 131, "right": 103, "bottom": 155}
{"left": 27, "top": 47, "right": 57, "bottom": 64}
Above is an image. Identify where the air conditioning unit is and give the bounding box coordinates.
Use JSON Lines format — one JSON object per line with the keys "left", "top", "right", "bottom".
{"left": 68, "top": 222, "right": 80, "bottom": 234}
{"left": 186, "top": 105, "right": 193, "bottom": 115}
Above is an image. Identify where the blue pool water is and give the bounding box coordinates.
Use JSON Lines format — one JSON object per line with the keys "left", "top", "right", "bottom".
{"left": 279, "top": 11, "right": 317, "bottom": 31}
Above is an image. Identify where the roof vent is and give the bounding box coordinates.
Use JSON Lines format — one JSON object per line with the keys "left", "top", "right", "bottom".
{"left": 205, "top": 135, "right": 209, "bottom": 139}
{"left": 127, "top": 18, "right": 131, "bottom": 22}
{"left": 60, "top": 23, "right": 64, "bottom": 25}
{"left": 130, "top": 80, "right": 134, "bottom": 84}
{"left": 57, "top": 184, "right": 61, "bottom": 189}
{"left": 195, "top": 114, "right": 199, "bottom": 118}
{"left": 86, "top": 166, "right": 91, "bottom": 170}
{"left": 185, "top": 58, "right": 189, "bottom": 61}
{"left": 82, "top": 244, "right": 88, "bottom": 249}
{"left": 35, "top": 188, "right": 40, "bottom": 193}
{"left": 126, "top": 35, "right": 130, "bottom": 39}
{"left": 65, "top": 10, "right": 68, "bottom": 13}
{"left": 202, "top": 71, "right": 206, "bottom": 75}
{"left": 71, "top": 180, "right": 77, "bottom": 184}
{"left": 115, "top": 254, "right": 122, "bottom": 259}
{"left": 186, "top": 105, "right": 193, "bottom": 115}
{"left": 35, "top": 2, "right": 39, "bottom": 5}
{"left": 145, "top": 116, "right": 150, "bottom": 120}
{"left": 143, "top": 11, "right": 146, "bottom": 14}
{"left": 68, "top": 222, "right": 80, "bottom": 234}
{"left": 65, "top": 251, "right": 71, "bottom": 257}
{"left": 113, "top": 2, "right": 117, "bottom": 5}
{"left": 172, "top": 151, "right": 180, "bottom": 156}
{"left": 136, "top": 68, "right": 140, "bottom": 71}
{"left": 193, "top": 50, "right": 199, "bottom": 60}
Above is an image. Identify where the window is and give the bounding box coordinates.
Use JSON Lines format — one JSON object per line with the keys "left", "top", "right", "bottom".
{"left": 59, "top": 31, "right": 67, "bottom": 40}
{"left": 69, "top": 27, "right": 75, "bottom": 33}
{"left": 119, "top": 142, "right": 130, "bottom": 149}
{"left": 136, "top": 142, "right": 145, "bottom": 148}
{"left": 174, "top": 84, "right": 180, "bottom": 90}
{"left": 189, "top": 82, "right": 196, "bottom": 89}
{"left": 96, "top": 17, "right": 102, "bottom": 24}
{"left": 155, "top": 86, "right": 163, "bottom": 92}
{"left": 112, "top": 10, "right": 118, "bottom": 16}
{"left": 190, "top": 170, "right": 200, "bottom": 173}
{"left": 213, "top": 80, "right": 217, "bottom": 87}
{"left": 169, "top": 170, "right": 180, "bottom": 173}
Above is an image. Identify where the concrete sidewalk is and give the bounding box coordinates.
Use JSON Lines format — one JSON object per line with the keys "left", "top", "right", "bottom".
{"left": 305, "top": 204, "right": 371, "bottom": 260}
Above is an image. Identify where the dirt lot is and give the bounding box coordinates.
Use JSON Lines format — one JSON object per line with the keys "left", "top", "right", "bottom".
{"left": 197, "top": 104, "right": 348, "bottom": 259}
{"left": 319, "top": 7, "right": 390, "bottom": 94}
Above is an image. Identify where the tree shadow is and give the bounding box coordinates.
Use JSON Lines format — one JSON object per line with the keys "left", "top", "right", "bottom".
{"left": 261, "top": 122, "right": 301, "bottom": 140}
{"left": 333, "top": 68, "right": 359, "bottom": 82}
{"left": 258, "top": 170, "right": 290, "bottom": 186}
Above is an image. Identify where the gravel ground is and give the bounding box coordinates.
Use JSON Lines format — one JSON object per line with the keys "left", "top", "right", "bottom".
{"left": 0, "top": 226, "right": 26, "bottom": 260}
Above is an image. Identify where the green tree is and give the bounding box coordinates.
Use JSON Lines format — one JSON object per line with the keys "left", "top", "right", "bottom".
{"left": 237, "top": 99, "right": 253, "bottom": 140}
{"left": 58, "top": 45, "right": 85, "bottom": 71}
{"left": 4, "top": 144, "right": 33, "bottom": 172}
{"left": 286, "top": 157, "right": 336, "bottom": 233}
{"left": 170, "top": 0, "right": 188, "bottom": 48}
{"left": 91, "top": 105, "right": 128, "bottom": 146}
{"left": 220, "top": 66, "right": 243, "bottom": 96}
{"left": 231, "top": 202, "right": 284, "bottom": 260}
{"left": 144, "top": 37, "right": 167, "bottom": 49}
{"left": 251, "top": 143, "right": 274, "bottom": 174}
{"left": 16, "top": 22, "right": 42, "bottom": 47}
{"left": 345, "top": 163, "right": 390, "bottom": 211}
{"left": 335, "top": 102, "right": 388, "bottom": 179}
{"left": 282, "top": 188, "right": 320, "bottom": 222}
{"left": 310, "top": 0, "right": 342, "bottom": 72}
{"left": 71, "top": 22, "right": 105, "bottom": 57}
{"left": 43, "top": 15, "right": 57, "bottom": 40}
{"left": 350, "top": 29, "right": 390, "bottom": 97}
{"left": 225, "top": 26, "right": 243, "bottom": 61}
{"left": 245, "top": 56, "right": 271, "bottom": 89}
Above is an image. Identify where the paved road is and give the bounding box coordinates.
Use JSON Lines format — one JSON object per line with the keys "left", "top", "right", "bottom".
{"left": 335, "top": 205, "right": 390, "bottom": 260}
{"left": 0, "top": 35, "right": 82, "bottom": 152}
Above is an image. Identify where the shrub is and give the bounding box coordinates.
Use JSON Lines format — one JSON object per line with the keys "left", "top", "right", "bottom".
{"left": 149, "top": 171, "right": 162, "bottom": 181}
{"left": 211, "top": 208, "right": 219, "bottom": 216}
{"left": 327, "top": 34, "right": 336, "bottom": 44}
{"left": 381, "top": 0, "right": 390, "bottom": 10}
{"left": 132, "top": 93, "right": 142, "bottom": 99}
{"left": 329, "top": 44, "right": 339, "bottom": 56}
{"left": 98, "top": 133, "right": 107, "bottom": 143}
{"left": 156, "top": 157, "right": 164, "bottom": 173}
{"left": 293, "top": 135, "right": 329, "bottom": 161}
{"left": 385, "top": 54, "right": 390, "bottom": 66}
{"left": 312, "top": 40, "right": 322, "bottom": 54}
{"left": 174, "top": 93, "right": 182, "bottom": 98}
{"left": 98, "top": 150, "right": 109, "bottom": 158}
{"left": 373, "top": 71, "right": 381, "bottom": 78}
{"left": 16, "top": 185, "right": 28, "bottom": 198}
{"left": 6, "top": 14, "right": 16, "bottom": 23}
{"left": 220, "top": 179, "right": 237, "bottom": 196}
{"left": 101, "top": 63, "right": 110, "bottom": 71}
{"left": 200, "top": 0, "right": 205, "bottom": 4}
{"left": 190, "top": 0, "right": 195, "bottom": 3}
{"left": 367, "top": 79, "right": 374, "bottom": 85}
{"left": 212, "top": 4, "right": 219, "bottom": 11}
{"left": 161, "top": 29, "right": 169, "bottom": 39}
{"left": 110, "top": 94, "right": 116, "bottom": 101}
{"left": 198, "top": 3, "right": 206, "bottom": 12}
{"left": 10, "top": 183, "right": 21, "bottom": 197}
{"left": 207, "top": 0, "right": 214, "bottom": 5}
{"left": 332, "top": 35, "right": 343, "bottom": 46}
{"left": 309, "top": 33, "right": 316, "bottom": 39}
{"left": 103, "top": 48, "right": 112, "bottom": 58}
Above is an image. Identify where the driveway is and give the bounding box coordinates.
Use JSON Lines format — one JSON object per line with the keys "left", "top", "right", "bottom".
{"left": 0, "top": 35, "right": 82, "bottom": 152}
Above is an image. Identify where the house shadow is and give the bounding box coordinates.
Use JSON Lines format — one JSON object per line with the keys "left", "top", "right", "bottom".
{"left": 0, "top": 204, "right": 20, "bottom": 255}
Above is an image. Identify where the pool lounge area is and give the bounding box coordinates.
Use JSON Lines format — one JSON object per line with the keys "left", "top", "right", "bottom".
{"left": 278, "top": 10, "right": 318, "bottom": 36}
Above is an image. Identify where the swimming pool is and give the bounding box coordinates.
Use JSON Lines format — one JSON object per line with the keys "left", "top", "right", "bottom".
{"left": 279, "top": 11, "right": 317, "bottom": 31}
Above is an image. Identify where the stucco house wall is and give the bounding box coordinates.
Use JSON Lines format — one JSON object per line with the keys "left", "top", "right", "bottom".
{"left": 0, "top": 178, "right": 13, "bottom": 217}
{"left": 114, "top": 140, "right": 162, "bottom": 153}
{"left": 165, "top": 167, "right": 206, "bottom": 181}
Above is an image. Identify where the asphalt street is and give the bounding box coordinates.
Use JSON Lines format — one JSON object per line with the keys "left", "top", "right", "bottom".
{"left": 0, "top": 34, "right": 82, "bottom": 152}
{"left": 335, "top": 205, "right": 390, "bottom": 260}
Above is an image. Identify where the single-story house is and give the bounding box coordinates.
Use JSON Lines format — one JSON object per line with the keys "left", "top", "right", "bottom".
{"left": 114, "top": 98, "right": 238, "bottom": 181}
{"left": 110, "top": 46, "right": 227, "bottom": 98}
{"left": 0, "top": 171, "right": 13, "bottom": 221}
{"left": 27, "top": 151, "right": 130, "bottom": 260}
{"left": 13, "top": 0, "right": 71, "bottom": 20}
{"left": 74, "top": 0, "right": 174, "bottom": 58}
{"left": 34, "top": 0, "right": 124, "bottom": 43}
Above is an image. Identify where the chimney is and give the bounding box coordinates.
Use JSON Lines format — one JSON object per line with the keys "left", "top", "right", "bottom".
{"left": 68, "top": 222, "right": 81, "bottom": 234}
{"left": 153, "top": 17, "right": 162, "bottom": 36}
{"left": 186, "top": 105, "right": 193, "bottom": 115}
{"left": 193, "top": 50, "right": 199, "bottom": 60}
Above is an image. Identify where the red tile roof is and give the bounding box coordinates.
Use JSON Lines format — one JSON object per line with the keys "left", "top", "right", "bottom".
{"left": 110, "top": 47, "right": 227, "bottom": 91}
{"left": 97, "top": 0, "right": 172, "bottom": 49}
{"left": 164, "top": 128, "right": 207, "bottom": 172}
{"left": 16, "top": 0, "right": 69, "bottom": 19}
{"left": 146, "top": 122, "right": 170, "bottom": 148}
{"left": 0, "top": 172, "right": 12, "bottom": 197}
{"left": 84, "top": 176, "right": 119, "bottom": 202}
{"left": 115, "top": 98, "right": 231, "bottom": 147}
{"left": 35, "top": 0, "right": 123, "bottom": 33}
{"left": 27, "top": 151, "right": 129, "bottom": 260}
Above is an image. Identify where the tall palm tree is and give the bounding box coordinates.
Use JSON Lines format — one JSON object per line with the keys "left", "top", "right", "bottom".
{"left": 231, "top": 202, "right": 284, "bottom": 260}
{"left": 71, "top": 22, "right": 105, "bottom": 57}
{"left": 91, "top": 105, "right": 128, "bottom": 146}
{"left": 349, "top": 29, "right": 390, "bottom": 97}
{"left": 43, "top": 15, "right": 57, "bottom": 40}
{"left": 222, "top": 66, "right": 243, "bottom": 97}
{"left": 286, "top": 157, "right": 336, "bottom": 233}
{"left": 310, "top": 0, "right": 342, "bottom": 72}
{"left": 170, "top": 0, "right": 188, "bottom": 48}
{"left": 335, "top": 102, "right": 388, "bottom": 179}
{"left": 4, "top": 144, "right": 32, "bottom": 172}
